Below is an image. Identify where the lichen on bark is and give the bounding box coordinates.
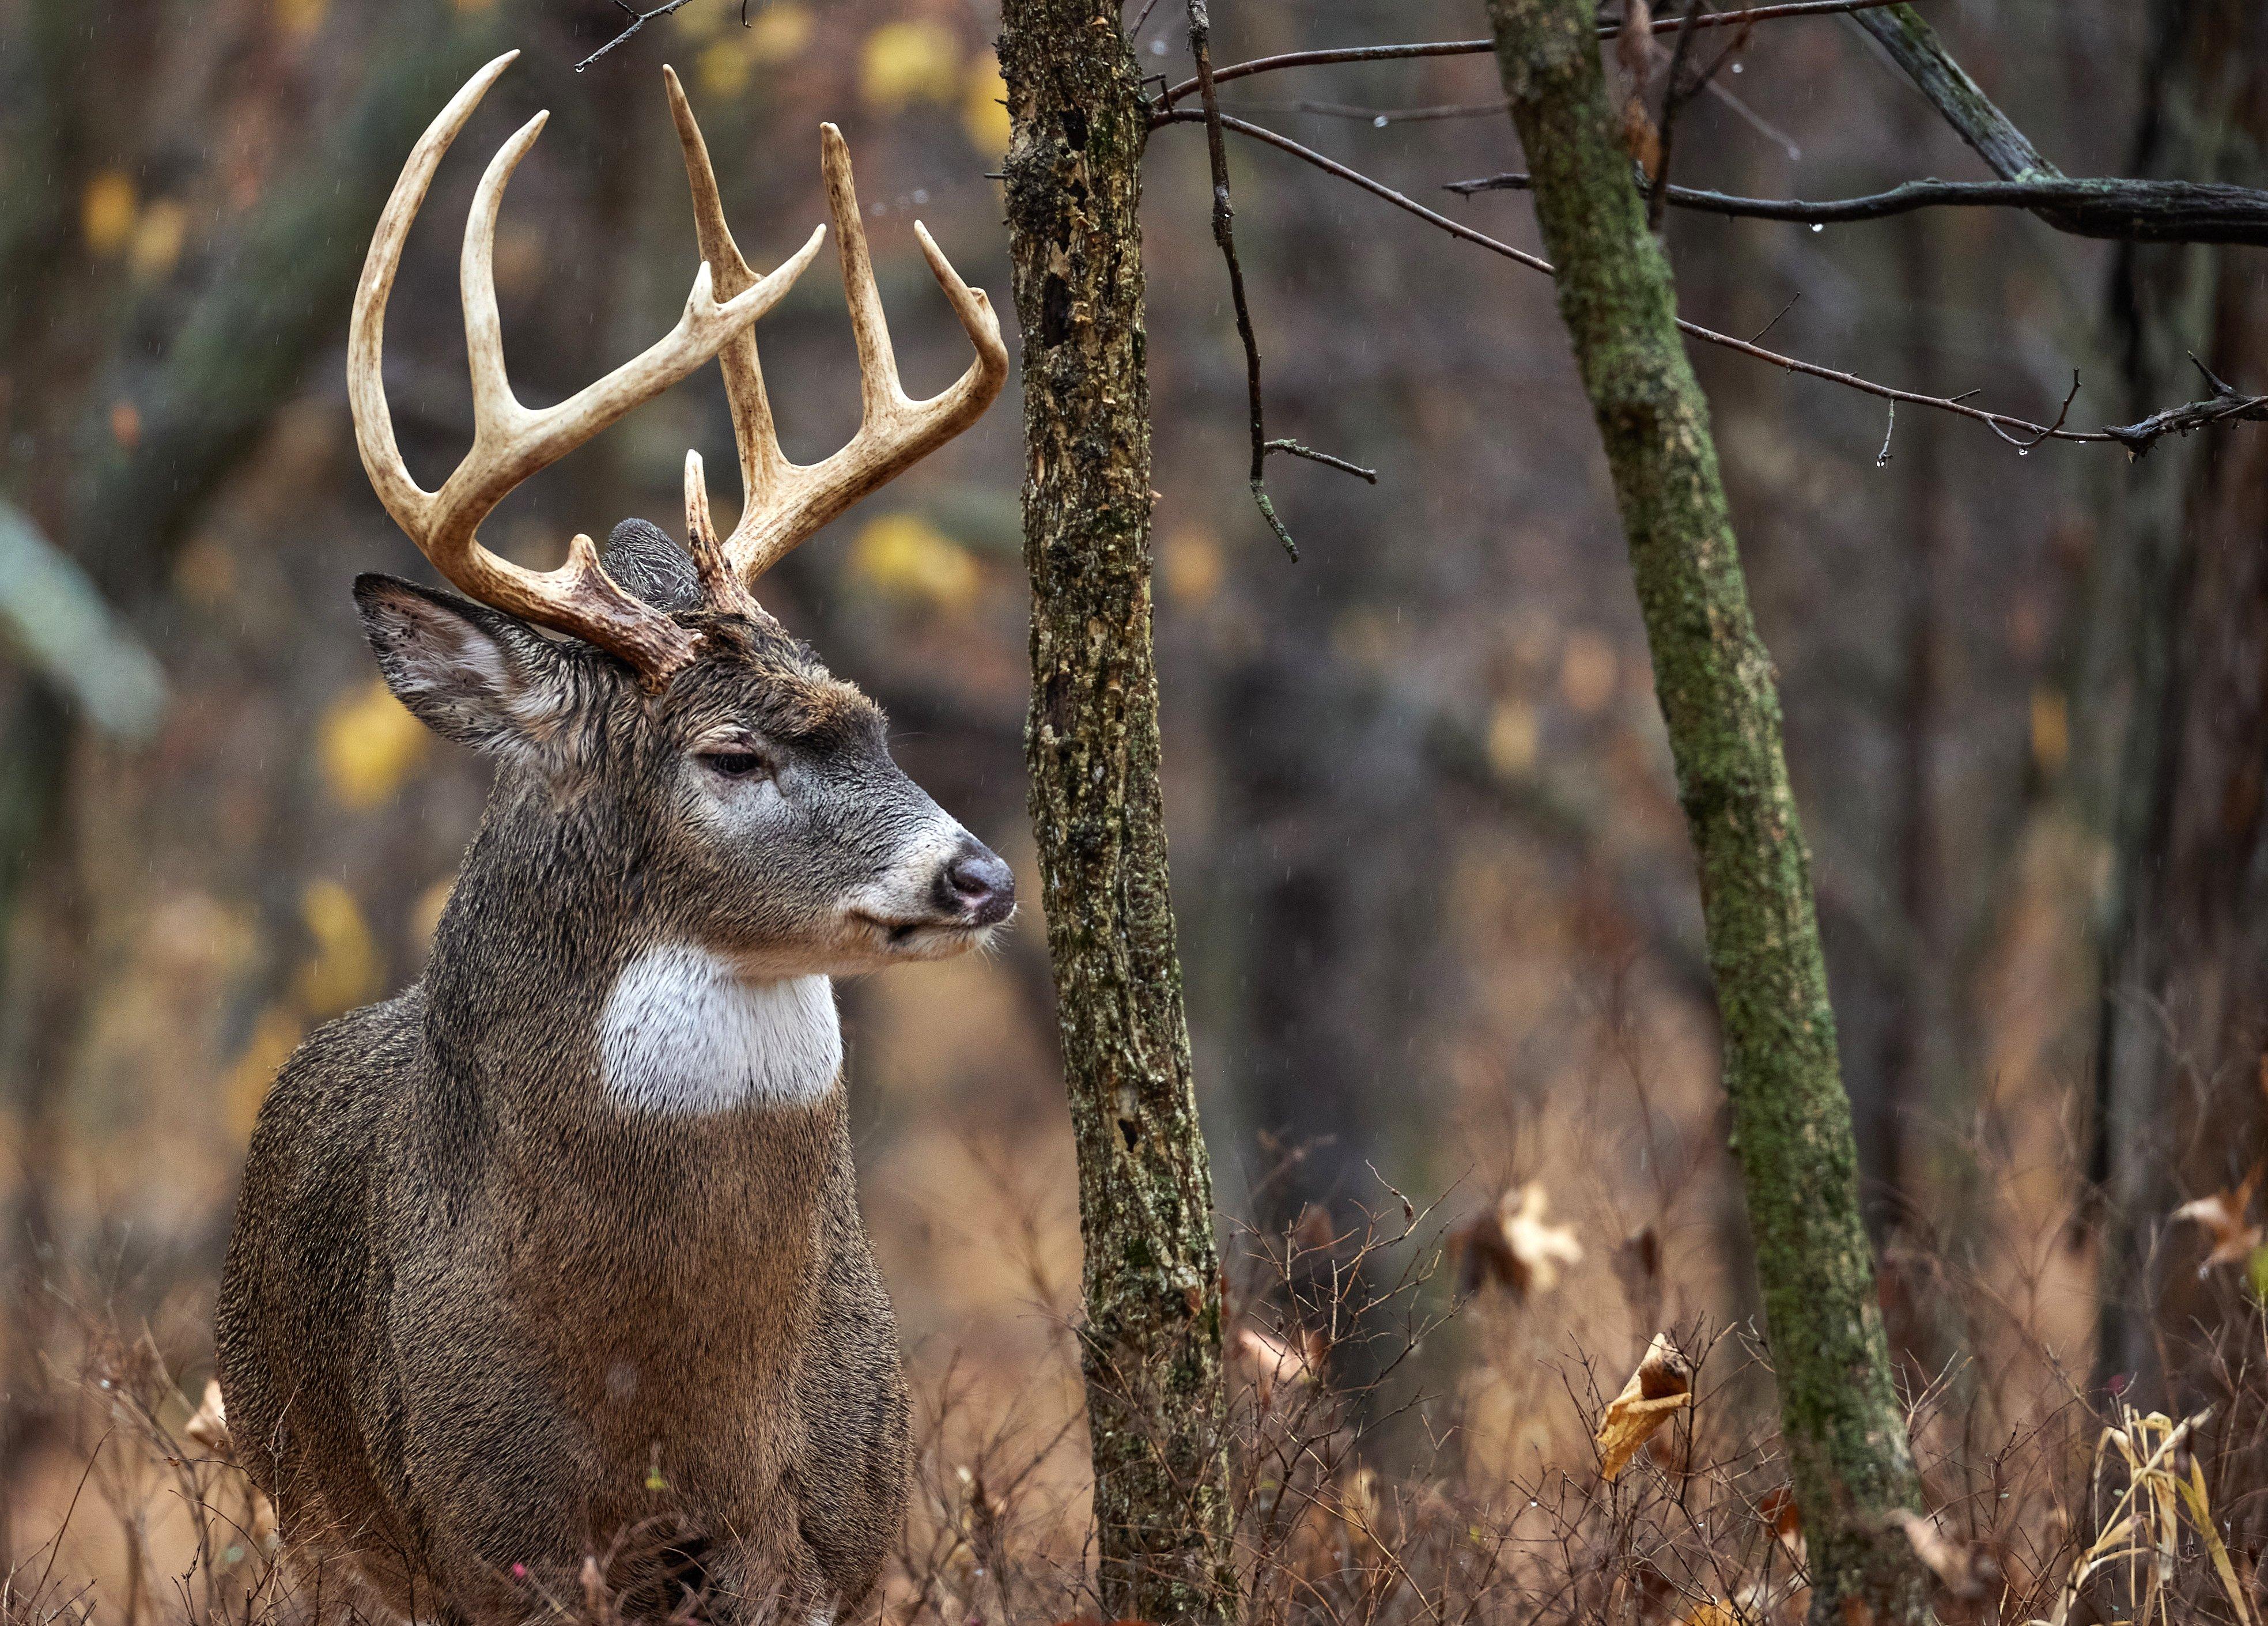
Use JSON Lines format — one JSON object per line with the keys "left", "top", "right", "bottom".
{"left": 999, "top": 2, "right": 1238, "bottom": 1620}
{"left": 1481, "top": 2, "right": 1929, "bottom": 1621}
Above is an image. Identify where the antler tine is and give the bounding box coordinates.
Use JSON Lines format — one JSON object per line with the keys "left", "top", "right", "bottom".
{"left": 664, "top": 66, "right": 797, "bottom": 515}
{"left": 683, "top": 451, "right": 758, "bottom": 617}
{"left": 347, "top": 54, "right": 825, "bottom": 689}
{"left": 721, "top": 126, "right": 1009, "bottom": 582}
{"left": 665, "top": 75, "right": 1008, "bottom": 589}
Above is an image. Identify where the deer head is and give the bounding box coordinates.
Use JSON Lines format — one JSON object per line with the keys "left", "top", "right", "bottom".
{"left": 346, "top": 53, "right": 1014, "bottom": 983}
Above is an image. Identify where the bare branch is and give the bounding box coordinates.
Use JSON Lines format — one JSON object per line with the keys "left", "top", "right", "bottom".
{"left": 1155, "top": 0, "right": 1914, "bottom": 111}
{"left": 1647, "top": 0, "right": 1716, "bottom": 230}
{"left": 1849, "top": 3, "right": 2050, "bottom": 181}
{"left": 1154, "top": 109, "right": 2268, "bottom": 457}
{"left": 1447, "top": 170, "right": 2268, "bottom": 244}
{"left": 1265, "top": 97, "right": 1512, "bottom": 125}
{"left": 1185, "top": 0, "right": 1371, "bottom": 561}
{"left": 576, "top": 0, "right": 700, "bottom": 73}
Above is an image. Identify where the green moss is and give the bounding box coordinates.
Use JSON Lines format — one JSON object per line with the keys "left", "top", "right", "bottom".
{"left": 1000, "top": 2, "right": 1238, "bottom": 1621}
{"left": 1483, "top": 3, "right": 1930, "bottom": 1623}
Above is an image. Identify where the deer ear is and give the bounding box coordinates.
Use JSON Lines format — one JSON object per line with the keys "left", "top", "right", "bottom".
{"left": 353, "top": 574, "right": 579, "bottom": 759}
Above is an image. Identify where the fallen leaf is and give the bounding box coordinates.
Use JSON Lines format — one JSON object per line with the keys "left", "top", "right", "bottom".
{"left": 2172, "top": 1164, "right": 2264, "bottom": 1271}
{"left": 1757, "top": 1483, "right": 1802, "bottom": 1555}
{"left": 1452, "top": 1182, "right": 1583, "bottom": 1299}
{"left": 1233, "top": 1324, "right": 1324, "bottom": 1408}
{"left": 184, "top": 1378, "right": 232, "bottom": 1456}
{"left": 1596, "top": 1332, "right": 1692, "bottom": 1481}
{"left": 1893, "top": 1510, "right": 1999, "bottom": 1601}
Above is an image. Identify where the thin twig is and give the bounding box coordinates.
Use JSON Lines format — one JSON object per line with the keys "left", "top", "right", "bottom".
{"left": 1647, "top": 0, "right": 1710, "bottom": 229}
{"left": 576, "top": 0, "right": 700, "bottom": 72}
{"left": 1650, "top": 0, "right": 1753, "bottom": 229}
{"left": 1874, "top": 400, "right": 1895, "bottom": 467}
{"left": 1445, "top": 170, "right": 2268, "bottom": 243}
{"left": 1154, "top": 109, "right": 2267, "bottom": 456}
{"left": 1155, "top": 0, "right": 1914, "bottom": 110}
{"left": 1748, "top": 289, "right": 1800, "bottom": 343}
{"left": 1188, "top": 0, "right": 1291, "bottom": 558}
{"left": 1186, "top": 0, "right": 1371, "bottom": 560}
{"left": 1271, "top": 97, "right": 1513, "bottom": 124}
{"left": 1268, "top": 439, "right": 1378, "bottom": 481}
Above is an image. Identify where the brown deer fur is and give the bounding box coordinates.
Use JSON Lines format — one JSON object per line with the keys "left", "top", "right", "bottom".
{"left": 217, "top": 526, "right": 1014, "bottom": 1623}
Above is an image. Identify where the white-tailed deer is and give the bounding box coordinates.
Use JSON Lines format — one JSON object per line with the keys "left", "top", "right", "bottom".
{"left": 216, "top": 54, "right": 1010, "bottom": 1623}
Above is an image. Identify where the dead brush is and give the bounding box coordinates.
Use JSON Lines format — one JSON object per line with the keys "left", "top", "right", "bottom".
{"left": 12, "top": 1193, "right": 2268, "bottom": 1626}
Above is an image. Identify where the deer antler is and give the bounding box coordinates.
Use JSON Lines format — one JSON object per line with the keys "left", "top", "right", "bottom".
{"left": 348, "top": 52, "right": 826, "bottom": 688}
{"left": 666, "top": 67, "right": 1010, "bottom": 585}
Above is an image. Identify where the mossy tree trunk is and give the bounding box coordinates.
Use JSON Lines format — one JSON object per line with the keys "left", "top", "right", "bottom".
{"left": 999, "top": 4, "right": 1238, "bottom": 1620}
{"left": 1482, "top": 3, "right": 1929, "bottom": 1621}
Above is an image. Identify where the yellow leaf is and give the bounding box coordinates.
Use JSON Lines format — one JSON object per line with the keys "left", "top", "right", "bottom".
{"left": 226, "top": 1004, "right": 304, "bottom": 1137}
{"left": 84, "top": 171, "right": 138, "bottom": 256}
{"left": 413, "top": 877, "right": 454, "bottom": 955}
{"left": 860, "top": 20, "right": 962, "bottom": 114}
{"left": 1485, "top": 698, "right": 1538, "bottom": 777}
{"left": 746, "top": 2, "right": 812, "bottom": 63}
{"left": 273, "top": 0, "right": 327, "bottom": 37}
{"left": 296, "top": 879, "right": 379, "bottom": 1018}
{"left": 848, "top": 513, "right": 981, "bottom": 610}
{"left": 671, "top": 0, "right": 728, "bottom": 38}
{"left": 1161, "top": 524, "right": 1222, "bottom": 607}
{"left": 1596, "top": 1332, "right": 1692, "bottom": 1481}
{"left": 699, "top": 37, "right": 755, "bottom": 98}
{"left": 1559, "top": 628, "right": 1619, "bottom": 714}
{"left": 320, "top": 679, "right": 429, "bottom": 810}
{"left": 130, "top": 198, "right": 188, "bottom": 279}
{"left": 962, "top": 52, "right": 1011, "bottom": 156}
{"left": 2031, "top": 685, "right": 2069, "bottom": 777}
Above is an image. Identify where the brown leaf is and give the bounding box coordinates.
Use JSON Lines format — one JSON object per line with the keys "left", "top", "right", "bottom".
{"left": 1290, "top": 1201, "right": 1337, "bottom": 1256}
{"left": 184, "top": 1378, "right": 232, "bottom": 1457}
{"left": 1233, "top": 1325, "right": 1324, "bottom": 1408}
{"left": 1893, "top": 1510, "right": 1999, "bottom": 1601}
{"left": 1596, "top": 1332, "right": 1692, "bottom": 1481}
{"left": 1451, "top": 1183, "right": 1583, "bottom": 1299}
{"left": 2172, "top": 1163, "right": 2265, "bottom": 1270}
{"left": 1757, "top": 1483, "right": 1802, "bottom": 1554}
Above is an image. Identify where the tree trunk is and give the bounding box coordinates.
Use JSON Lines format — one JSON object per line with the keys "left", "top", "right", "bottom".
{"left": 2091, "top": 0, "right": 2268, "bottom": 1400}
{"left": 998, "top": 5, "right": 1238, "bottom": 1619}
{"left": 1481, "top": 3, "right": 1928, "bottom": 1620}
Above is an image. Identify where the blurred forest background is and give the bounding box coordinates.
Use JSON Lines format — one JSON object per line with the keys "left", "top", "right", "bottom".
{"left": 3, "top": 0, "right": 2266, "bottom": 1615}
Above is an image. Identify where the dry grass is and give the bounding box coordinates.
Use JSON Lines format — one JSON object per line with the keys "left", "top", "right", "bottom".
{"left": 8, "top": 1163, "right": 2266, "bottom": 1626}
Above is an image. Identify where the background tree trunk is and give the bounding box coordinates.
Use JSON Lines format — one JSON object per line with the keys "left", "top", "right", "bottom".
{"left": 999, "top": 3, "right": 1238, "bottom": 1619}
{"left": 2090, "top": 0, "right": 2268, "bottom": 1400}
{"left": 1481, "top": 3, "right": 1928, "bottom": 1620}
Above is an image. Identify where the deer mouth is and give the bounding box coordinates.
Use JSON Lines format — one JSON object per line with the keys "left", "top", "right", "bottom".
{"left": 846, "top": 910, "right": 1002, "bottom": 954}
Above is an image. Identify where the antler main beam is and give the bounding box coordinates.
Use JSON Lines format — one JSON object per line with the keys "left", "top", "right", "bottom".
{"left": 666, "top": 67, "right": 1010, "bottom": 585}
{"left": 347, "top": 52, "right": 825, "bottom": 686}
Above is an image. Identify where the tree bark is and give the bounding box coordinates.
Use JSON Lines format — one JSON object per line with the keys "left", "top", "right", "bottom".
{"left": 1481, "top": 3, "right": 1928, "bottom": 1620}
{"left": 999, "top": 4, "right": 1238, "bottom": 1619}
{"left": 2089, "top": 0, "right": 2268, "bottom": 1400}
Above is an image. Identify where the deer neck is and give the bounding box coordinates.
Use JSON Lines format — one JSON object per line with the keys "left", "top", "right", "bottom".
{"left": 423, "top": 793, "right": 842, "bottom": 1120}
{"left": 595, "top": 946, "right": 840, "bottom": 1113}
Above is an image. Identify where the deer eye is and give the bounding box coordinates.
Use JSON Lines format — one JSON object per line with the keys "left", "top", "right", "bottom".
{"left": 698, "top": 746, "right": 771, "bottom": 780}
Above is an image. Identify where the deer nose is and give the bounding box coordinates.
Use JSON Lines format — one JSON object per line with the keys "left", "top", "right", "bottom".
{"left": 938, "top": 840, "right": 1015, "bottom": 927}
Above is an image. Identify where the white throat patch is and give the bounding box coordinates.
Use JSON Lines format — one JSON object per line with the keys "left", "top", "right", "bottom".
{"left": 596, "top": 946, "right": 842, "bottom": 1114}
